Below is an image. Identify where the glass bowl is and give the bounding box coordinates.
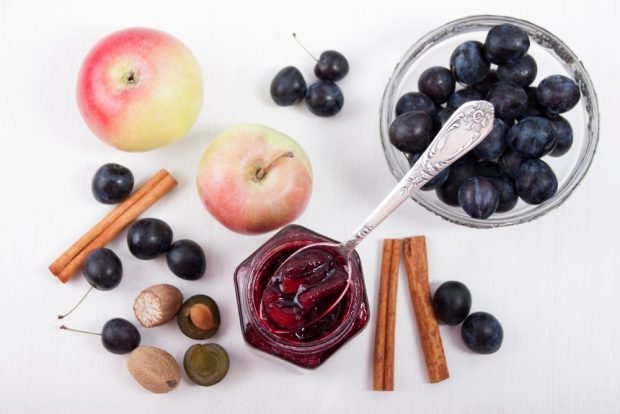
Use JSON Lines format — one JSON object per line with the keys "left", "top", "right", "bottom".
{"left": 379, "top": 15, "right": 599, "bottom": 228}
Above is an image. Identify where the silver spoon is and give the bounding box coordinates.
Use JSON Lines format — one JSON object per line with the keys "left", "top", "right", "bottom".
{"left": 261, "top": 101, "right": 495, "bottom": 332}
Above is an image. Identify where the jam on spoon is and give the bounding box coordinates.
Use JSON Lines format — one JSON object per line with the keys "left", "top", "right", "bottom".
{"left": 260, "top": 245, "right": 349, "bottom": 332}
{"left": 260, "top": 101, "right": 496, "bottom": 333}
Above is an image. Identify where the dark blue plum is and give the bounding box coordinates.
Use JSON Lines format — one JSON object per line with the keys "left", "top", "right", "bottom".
{"left": 436, "top": 159, "right": 477, "bottom": 206}
{"left": 548, "top": 115, "right": 573, "bottom": 156}
{"left": 458, "top": 177, "right": 499, "bottom": 219}
{"left": 418, "top": 66, "right": 455, "bottom": 104}
{"left": 516, "top": 159, "right": 558, "bottom": 204}
{"left": 473, "top": 70, "right": 498, "bottom": 96}
{"left": 58, "top": 248, "right": 124, "bottom": 320}
{"left": 461, "top": 312, "right": 503, "bottom": 354}
{"left": 101, "top": 318, "right": 141, "bottom": 355}
{"left": 486, "top": 81, "right": 528, "bottom": 122}
{"left": 92, "top": 163, "right": 134, "bottom": 204}
{"left": 518, "top": 86, "right": 545, "bottom": 119}
{"left": 484, "top": 23, "right": 530, "bottom": 64}
{"left": 395, "top": 92, "right": 437, "bottom": 117}
{"left": 476, "top": 161, "right": 502, "bottom": 178}
{"left": 433, "top": 107, "right": 455, "bottom": 133}
{"left": 450, "top": 41, "right": 490, "bottom": 86}
{"left": 270, "top": 66, "right": 306, "bottom": 106}
{"left": 473, "top": 118, "right": 508, "bottom": 161}
{"left": 389, "top": 111, "right": 433, "bottom": 153}
{"left": 406, "top": 152, "right": 450, "bottom": 191}
{"left": 314, "top": 50, "right": 349, "bottom": 81}
{"left": 506, "top": 116, "right": 557, "bottom": 158}
{"left": 166, "top": 239, "right": 206, "bottom": 281}
{"left": 499, "top": 149, "right": 527, "bottom": 179}
{"left": 305, "top": 81, "right": 344, "bottom": 117}
{"left": 447, "top": 88, "right": 482, "bottom": 110}
{"left": 83, "top": 248, "right": 123, "bottom": 290}
{"left": 497, "top": 54, "right": 537, "bottom": 87}
{"left": 432, "top": 281, "right": 471, "bottom": 325}
{"left": 127, "top": 218, "right": 173, "bottom": 260}
{"left": 488, "top": 176, "right": 518, "bottom": 213}
{"left": 537, "top": 75, "right": 580, "bottom": 114}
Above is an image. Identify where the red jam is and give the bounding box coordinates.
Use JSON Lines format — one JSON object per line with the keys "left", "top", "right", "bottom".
{"left": 234, "top": 225, "right": 369, "bottom": 369}
{"left": 261, "top": 245, "right": 350, "bottom": 332}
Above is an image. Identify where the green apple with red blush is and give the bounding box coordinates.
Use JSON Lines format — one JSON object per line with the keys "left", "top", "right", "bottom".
{"left": 196, "top": 125, "right": 313, "bottom": 234}
{"left": 76, "top": 28, "right": 203, "bottom": 151}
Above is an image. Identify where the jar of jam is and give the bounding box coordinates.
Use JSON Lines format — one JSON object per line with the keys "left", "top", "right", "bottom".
{"left": 234, "top": 224, "right": 369, "bottom": 369}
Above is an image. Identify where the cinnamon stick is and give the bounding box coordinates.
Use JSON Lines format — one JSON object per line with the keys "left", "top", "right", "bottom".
{"left": 384, "top": 238, "right": 401, "bottom": 390}
{"left": 49, "top": 169, "right": 177, "bottom": 283}
{"left": 373, "top": 238, "right": 401, "bottom": 391}
{"left": 403, "top": 236, "right": 449, "bottom": 384}
{"left": 373, "top": 240, "right": 391, "bottom": 391}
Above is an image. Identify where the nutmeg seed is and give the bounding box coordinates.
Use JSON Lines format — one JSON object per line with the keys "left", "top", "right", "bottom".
{"left": 127, "top": 346, "right": 180, "bottom": 393}
{"left": 133, "top": 284, "right": 183, "bottom": 328}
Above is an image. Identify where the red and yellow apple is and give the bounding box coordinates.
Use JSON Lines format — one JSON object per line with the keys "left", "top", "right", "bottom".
{"left": 77, "top": 28, "right": 203, "bottom": 151}
{"left": 196, "top": 125, "right": 313, "bottom": 234}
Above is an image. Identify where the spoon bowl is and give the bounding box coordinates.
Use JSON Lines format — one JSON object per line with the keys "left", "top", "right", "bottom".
{"left": 259, "top": 242, "right": 352, "bottom": 334}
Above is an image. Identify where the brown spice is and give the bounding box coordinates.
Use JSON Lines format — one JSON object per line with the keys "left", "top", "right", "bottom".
{"left": 373, "top": 238, "right": 401, "bottom": 391}
{"left": 133, "top": 284, "right": 183, "bottom": 328}
{"left": 127, "top": 346, "right": 180, "bottom": 394}
{"left": 403, "top": 236, "right": 449, "bottom": 384}
{"left": 49, "top": 169, "right": 177, "bottom": 283}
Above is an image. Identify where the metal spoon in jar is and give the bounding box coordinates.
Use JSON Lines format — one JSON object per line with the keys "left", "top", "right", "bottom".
{"left": 261, "top": 101, "right": 495, "bottom": 333}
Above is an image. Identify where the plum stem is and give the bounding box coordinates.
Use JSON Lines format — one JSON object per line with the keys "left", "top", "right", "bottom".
{"left": 57, "top": 286, "right": 94, "bottom": 319}
{"left": 59, "top": 325, "right": 101, "bottom": 336}
{"left": 292, "top": 33, "right": 318, "bottom": 62}
{"left": 256, "top": 151, "right": 294, "bottom": 181}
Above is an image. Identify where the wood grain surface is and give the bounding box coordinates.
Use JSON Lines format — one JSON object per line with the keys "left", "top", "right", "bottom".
{"left": 0, "top": 0, "right": 618, "bottom": 413}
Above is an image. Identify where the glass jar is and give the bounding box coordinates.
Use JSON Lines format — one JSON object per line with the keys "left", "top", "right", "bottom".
{"left": 234, "top": 224, "right": 369, "bottom": 369}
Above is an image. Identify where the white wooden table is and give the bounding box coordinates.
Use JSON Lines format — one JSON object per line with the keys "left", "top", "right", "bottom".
{"left": 1, "top": 0, "right": 618, "bottom": 412}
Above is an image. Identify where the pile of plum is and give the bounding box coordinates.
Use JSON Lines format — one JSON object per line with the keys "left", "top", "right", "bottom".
{"left": 389, "top": 23, "right": 581, "bottom": 219}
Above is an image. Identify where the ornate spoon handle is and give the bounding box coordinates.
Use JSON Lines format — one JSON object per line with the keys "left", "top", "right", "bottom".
{"left": 341, "top": 100, "right": 495, "bottom": 253}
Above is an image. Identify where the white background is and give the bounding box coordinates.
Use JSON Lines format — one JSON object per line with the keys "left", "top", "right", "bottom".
{"left": 1, "top": 0, "right": 619, "bottom": 413}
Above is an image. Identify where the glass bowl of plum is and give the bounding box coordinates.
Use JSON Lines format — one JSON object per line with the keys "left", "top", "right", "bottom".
{"left": 380, "top": 15, "right": 599, "bottom": 228}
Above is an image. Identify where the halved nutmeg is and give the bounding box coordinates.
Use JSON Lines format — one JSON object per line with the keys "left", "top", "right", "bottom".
{"left": 133, "top": 284, "right": 183, "bottom": 328}
{"left": 177, "top": 294, "right": 220, "bottom": 339}
{"left": 128, "top": 346, "right": 181, "bottom": 393}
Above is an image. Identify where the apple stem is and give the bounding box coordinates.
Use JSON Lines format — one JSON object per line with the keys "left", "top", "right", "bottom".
{"left": 59, "top": 325, "right": 101, "bottom": 336}
{"left": 256, "top": 151, "right": 295, "bottom": 181}
{"left": 292, "top": 33, "right": 318, "bottom": 62}
{"left": 57, "top": 286, "right": 94, "bottom": 320}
